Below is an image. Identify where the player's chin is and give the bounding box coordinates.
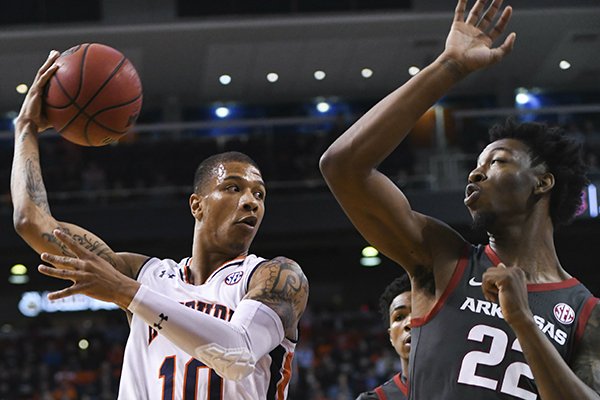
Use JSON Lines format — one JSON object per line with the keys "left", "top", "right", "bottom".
{"left": 402, "top": 336, "right": 411, "bottom": 353}
{"left": 227, "top": 230, "right": 255, "bottom": 252}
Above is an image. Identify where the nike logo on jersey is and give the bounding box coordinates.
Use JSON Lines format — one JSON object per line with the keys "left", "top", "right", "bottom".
{"left": 468, "top": 277, "right": 483, "bottom": 286}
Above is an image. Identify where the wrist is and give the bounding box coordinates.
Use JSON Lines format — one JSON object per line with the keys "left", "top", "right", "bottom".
{"left": 506, "top": 310, "right": 536, "bottom": 334}
{"left": 435, "top": 53, "right": 469, "bottom": 82}
{"left": 14, "top": 118, "right": 38, "bottom": 134}
{"left": 117, "top": 280, "right": 141, "bottom": 310}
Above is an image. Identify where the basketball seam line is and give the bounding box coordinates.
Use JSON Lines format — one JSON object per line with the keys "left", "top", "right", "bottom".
{"left": 84, "top": 93, "right": 143, "bottom": 136}
{"left": 45, "top": 44, "right": 90, "bottom": 110}
{"left": 57, "top": 53, "right": 128, "bottom": 145}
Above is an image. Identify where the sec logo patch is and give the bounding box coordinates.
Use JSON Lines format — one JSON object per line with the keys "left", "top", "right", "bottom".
{"left": 225, "top": 271, "right": 244, "bottom": 285}
{"left": 553, "top": 303, "right": 575, "bottom": 325}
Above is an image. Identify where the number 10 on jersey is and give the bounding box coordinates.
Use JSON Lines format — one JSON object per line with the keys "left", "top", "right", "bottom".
{"left": 160, "top": 355, "right": 224, "bottom": 400}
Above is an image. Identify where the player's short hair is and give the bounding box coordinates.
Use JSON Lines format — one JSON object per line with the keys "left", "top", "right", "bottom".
{"left": 379, "top": 274, "right": 411, "bottom": 328}
{"left": 193, "top": 151, "right": 261, "bottom": 194}
{"left": 489, "top": 119, "right": 588, "bottom": 227}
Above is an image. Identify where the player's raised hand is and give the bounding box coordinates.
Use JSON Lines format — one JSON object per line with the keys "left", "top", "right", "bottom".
{"left": 16, "top": 50, "right": 60, "bottom": 133}
{"left": 38, "top": 229, "right": 139, "bottom": 309}
{"left": 482, "top": 263, "right": 533, "bottom": 329}
{"left": 443, "top": 0, "right": 516, "bottom": 77}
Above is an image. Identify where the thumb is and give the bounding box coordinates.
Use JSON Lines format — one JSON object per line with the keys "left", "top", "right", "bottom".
{"left": 490, "top": 32, "right": 516, "bottom": 63}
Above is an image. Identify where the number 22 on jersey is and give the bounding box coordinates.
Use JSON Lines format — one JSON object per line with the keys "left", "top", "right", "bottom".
{"left": 458, "top": 324, "right": 536, "bottom": 400}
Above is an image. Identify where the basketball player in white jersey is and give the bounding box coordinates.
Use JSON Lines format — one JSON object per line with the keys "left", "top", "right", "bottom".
{"left": 12, "top": 51, "right": 309, "bottom": 399}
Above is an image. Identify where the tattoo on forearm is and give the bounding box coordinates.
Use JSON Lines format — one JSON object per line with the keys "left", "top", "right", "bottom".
{"left": 19, "top": 130, "right": 30, "bottom": 143}
{"left": 41, "top": 227, "right": 118, "bottom": 268}
{"left": 250, "top": 258, "right": 309, "bottom": 331}
{"left": 572, "top": 305, "right": 600, "bottom": 392}
{"left": 25, "top": 157, "right": 50, "bottom": 214}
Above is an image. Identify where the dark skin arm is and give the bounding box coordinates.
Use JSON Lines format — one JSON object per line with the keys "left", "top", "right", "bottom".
{"left": 483, "top": 264, "right": 600, "bottom": 399}
{"left": 11, "top": 51, "right": 147, "bottom": 279}
{"left": 245, "top": 257, "right": 309, "bottom": 341}
{"left": 319, "top": 0, "right": 515, "bottom": 306}
{"left": 572, "top": 304, "right": 600, "bottom": 394}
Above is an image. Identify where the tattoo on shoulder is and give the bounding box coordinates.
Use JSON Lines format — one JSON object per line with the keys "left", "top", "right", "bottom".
{"left": 248, "top": 257, "right": 309, "bottom": 331}
{"left": 41, "top": 226, "right": 118, "bottom": 268}
{"left": 572, "top": 303, "right": 600, "bottom": 393}
{"left": 25, "top": 157, "right": 50, "bottom": 214}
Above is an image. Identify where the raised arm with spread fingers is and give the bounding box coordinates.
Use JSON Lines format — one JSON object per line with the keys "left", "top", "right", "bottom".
{"left": 320, "top": 0, "right": 515, "bottom": 300}
{"left": 11, "top": 51, "right": 147, "bottom": 280}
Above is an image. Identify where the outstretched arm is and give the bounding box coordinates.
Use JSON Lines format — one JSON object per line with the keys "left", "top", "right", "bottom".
{"left": 38, "top": 231, "right": 309, "bottom": 381}
{"left": 320, "top": 0, "right": 515, "bottom": 278}
{"left": 11, "top": 51, "right": 146, "bottom": 279}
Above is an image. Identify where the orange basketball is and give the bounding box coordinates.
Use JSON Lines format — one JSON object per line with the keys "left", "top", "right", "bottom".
{"left": 43, "top": 43, "right": 143, "bottom": 146}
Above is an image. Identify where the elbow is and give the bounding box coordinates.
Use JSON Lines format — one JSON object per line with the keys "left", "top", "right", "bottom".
{"left": 13, "top": 210, "right": 42, "bottom": 239}
{"left": 220, "top": 364, "right": 255, "bottom": 381}
{"left": 320, "top": 144, "right": 360, "bottom": 185}
{"left": 194, "top": 343, "right": 256, "bottom": 381}
{"left": 319, "top": 146, "right": 343, "bottom": 181}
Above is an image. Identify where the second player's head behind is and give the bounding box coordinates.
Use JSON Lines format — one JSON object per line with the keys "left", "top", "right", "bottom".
{"left": 379, "top": 274, "right": 412, "bottom": 365}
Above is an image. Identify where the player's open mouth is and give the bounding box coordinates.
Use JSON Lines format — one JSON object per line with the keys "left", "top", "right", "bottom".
{"left": 464, "top": 184, "right": 481, "bottom": 206}
{"left": 237, "top": 216, "right": 258, "bottom": 227}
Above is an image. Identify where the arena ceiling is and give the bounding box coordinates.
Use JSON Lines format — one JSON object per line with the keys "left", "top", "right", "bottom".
{"left": 0, "top": 5, "right": 599, "bottom": 113}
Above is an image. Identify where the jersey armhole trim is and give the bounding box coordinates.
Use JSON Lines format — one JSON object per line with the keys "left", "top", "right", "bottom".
{"left": 244, "top": 259, "right": 270, "bottom": 293}
{"left": 574, "top": 296, "right": 600, "bottom": 345}
{"left": 412, "top": 243, "right": 471, "bottom": 327}
{"left": 134, "top": 257, "right": 155, "bottom": 282}
{"left": 393, "top": 373, "right": 409, "bottom": 396}
{"left": 374, "top": 386, "right": 386, "bottom": 400}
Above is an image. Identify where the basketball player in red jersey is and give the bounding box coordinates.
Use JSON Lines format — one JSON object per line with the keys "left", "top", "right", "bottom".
{"left": 12, "top": 51, "right": 308, "bottom": 399}
{"left": 356, "top": 275, "right": 411, "bottom": 400}
{"left": 321, "top": 0, "right": 600, "bottom": 398}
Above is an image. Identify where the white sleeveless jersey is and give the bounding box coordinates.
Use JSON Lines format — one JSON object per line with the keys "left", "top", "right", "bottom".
{"left": 118, "top": 255, "right": 297, "bottom": 400}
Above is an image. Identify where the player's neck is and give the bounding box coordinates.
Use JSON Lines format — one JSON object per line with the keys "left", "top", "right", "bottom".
{"left": 487, "top": 218, "right": 569, "bottom": 283}
{"left": 189, "top": 247, "right": 247, "bottom": 285}
{"left": 401, "top": 358, "right": 409, "bottom": 380}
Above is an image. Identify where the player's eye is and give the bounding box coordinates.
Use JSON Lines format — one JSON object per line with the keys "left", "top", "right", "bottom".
{"left": 226, "top": 185, "right": 239, "bottom": 192}
{"left": 254, "top": 191, "right": 265, "bottom": 200}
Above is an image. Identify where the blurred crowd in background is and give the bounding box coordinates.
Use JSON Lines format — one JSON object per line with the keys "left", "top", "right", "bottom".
{"left": 1, "top": 108, "right": 599, "bottom": 208}
{"left": 0, "top": 304, "right": 399, "bottom": 400}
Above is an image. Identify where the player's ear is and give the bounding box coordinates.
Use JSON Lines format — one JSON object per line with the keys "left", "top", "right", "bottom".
{"left": 189, "top": 192, "right": 203, "bottom": 220}
{"left": 534, "top": 172, "right": 554, "bottom": 195}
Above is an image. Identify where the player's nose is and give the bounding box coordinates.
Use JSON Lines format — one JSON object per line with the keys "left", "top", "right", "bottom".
{"left": 468, "top": 167, "right": 487, "bottom": 183}
{"left": 241, "top": 190, "right": 259, "bottom": 212}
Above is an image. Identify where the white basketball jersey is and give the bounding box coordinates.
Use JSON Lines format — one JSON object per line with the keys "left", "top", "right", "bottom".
{"left": 118, "top": 255, "right": 296, "bottom": 400}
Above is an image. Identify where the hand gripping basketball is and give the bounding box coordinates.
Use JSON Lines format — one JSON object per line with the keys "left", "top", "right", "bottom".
{"left": 43, "top": 43, "right": 143, "bottom": 146}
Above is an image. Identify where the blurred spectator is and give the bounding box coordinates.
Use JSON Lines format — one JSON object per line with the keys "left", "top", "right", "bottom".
{"left": 0, "top": 303, "right": 399, "bottom": 399}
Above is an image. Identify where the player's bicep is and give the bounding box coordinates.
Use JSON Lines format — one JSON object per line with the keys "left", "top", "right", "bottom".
{"left": 571, "top": 303, "right": 600, "bottom": 394}
{"left": 328, "top": 169, "right": 458, "bottom": 271}
{"left": 116, "top": 252, "right": 151, "bottom": 279}
{"left": 244, "top": 257, "right": 309, "bottom": 340}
